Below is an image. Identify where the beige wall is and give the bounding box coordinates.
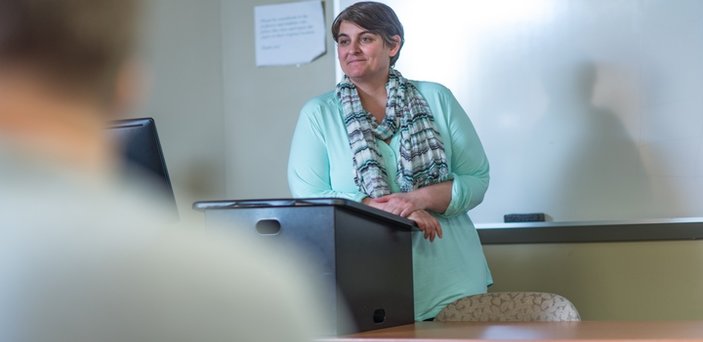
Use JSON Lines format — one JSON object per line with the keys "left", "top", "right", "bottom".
{"left": 221, "top": 0, "right": 337, "bottom": 199}
{"left": 137, "top": 0, "right": 227, "bottom": 218}
{"left": 137, "top": 0, "right": 336, "bottom": 210}
{"left": 484, "top": 241, "right": 703, "bottom": 320}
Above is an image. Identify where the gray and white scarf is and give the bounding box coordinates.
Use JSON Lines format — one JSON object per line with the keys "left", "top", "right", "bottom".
{"left": 336, "top": 69, "right": 452, "bottom": 198}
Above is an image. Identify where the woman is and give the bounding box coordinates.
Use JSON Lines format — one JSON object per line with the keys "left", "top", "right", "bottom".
{"left": 287, "top": 1, "right": 492, "bottom": 321}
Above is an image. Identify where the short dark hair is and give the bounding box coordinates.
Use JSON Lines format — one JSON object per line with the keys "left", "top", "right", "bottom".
{"left": 331, "top": 1, "right": 404, "bottom": 66}
{"left": 0, "top": 0, "right": 139, "bottom": 101}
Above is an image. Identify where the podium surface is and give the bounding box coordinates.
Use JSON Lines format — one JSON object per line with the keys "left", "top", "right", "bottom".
{"left": 193, "top": 198, "right": 416, "bottom": 335}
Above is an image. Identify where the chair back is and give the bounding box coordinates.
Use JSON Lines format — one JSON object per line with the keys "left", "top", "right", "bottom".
{"left": 436, "top": 292, "right": 581, "bottom": 322}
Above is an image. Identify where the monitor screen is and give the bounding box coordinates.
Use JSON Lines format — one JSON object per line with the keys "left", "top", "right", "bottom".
{"left": 108, "top": 117, "right": 178, "bottom": 218}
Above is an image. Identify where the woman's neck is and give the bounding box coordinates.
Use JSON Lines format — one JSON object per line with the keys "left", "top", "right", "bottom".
{"left": 350, "top": 72, "right": 389, "bottom": 122}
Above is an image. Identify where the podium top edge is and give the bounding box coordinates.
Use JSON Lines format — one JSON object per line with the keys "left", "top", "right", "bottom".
{"left": 193, "top": 198, "right": 417, "bottom": 230}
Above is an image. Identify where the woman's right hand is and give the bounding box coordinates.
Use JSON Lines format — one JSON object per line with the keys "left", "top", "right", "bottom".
{"left": 362, "top": 197, "right": 390, "bottom": 212}
{"left": 408, "top": 210, "right": 443, "bottom": 242}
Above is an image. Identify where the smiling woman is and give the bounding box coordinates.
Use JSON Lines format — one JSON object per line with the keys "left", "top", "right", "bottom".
{"left": 287, "top": 1, "right": 492, "bottom": 321}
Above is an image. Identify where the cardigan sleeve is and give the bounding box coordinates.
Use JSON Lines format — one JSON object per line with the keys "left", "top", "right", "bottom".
{"left": 287, "top": 101, "right": 367, "bottom": 202}
{"left": 437, "top": 88, "right": 490, "bottom": 218}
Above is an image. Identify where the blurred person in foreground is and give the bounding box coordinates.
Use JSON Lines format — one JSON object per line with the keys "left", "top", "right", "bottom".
{"left": 0, "top": 0, "right": 324, "bottom": 341}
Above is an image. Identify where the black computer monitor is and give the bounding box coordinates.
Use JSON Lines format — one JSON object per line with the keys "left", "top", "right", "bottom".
{"left": 108, "top": 117, "right": 178, "bottom": 218}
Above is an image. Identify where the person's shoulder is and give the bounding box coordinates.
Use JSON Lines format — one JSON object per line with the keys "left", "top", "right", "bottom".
{"left": 298, "top": 91, "right": 342, "bottom": 134}
{"left": 411, "top": 80, "right": 453, "bottom": 99}
{"left": 300, "top": 90, "right": 339, "bottom": 117}
{"left": 411, "top": 80, "right": 464, "bottom": 124}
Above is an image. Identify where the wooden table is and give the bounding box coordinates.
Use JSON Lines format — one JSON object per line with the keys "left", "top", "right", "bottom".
{"left": 318, "top": 321, "right": 703, "bottom": 341}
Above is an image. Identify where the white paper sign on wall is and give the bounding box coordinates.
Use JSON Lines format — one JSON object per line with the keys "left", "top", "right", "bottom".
{"left": 254, "top": 1, "right": 326, "bottom": 67}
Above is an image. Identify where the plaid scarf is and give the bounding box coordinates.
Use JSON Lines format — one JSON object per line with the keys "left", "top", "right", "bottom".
{"left": 337, "top": 69, "right": 452, "bottom": 198}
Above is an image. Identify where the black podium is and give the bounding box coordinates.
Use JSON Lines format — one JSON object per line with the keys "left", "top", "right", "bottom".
{"left": 193, "top": 198, "right": 415, "bottom": 335}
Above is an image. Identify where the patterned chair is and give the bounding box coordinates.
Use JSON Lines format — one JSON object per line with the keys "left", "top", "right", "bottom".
{"left": 435, "top": 292, "right": 581, "bottom": 322}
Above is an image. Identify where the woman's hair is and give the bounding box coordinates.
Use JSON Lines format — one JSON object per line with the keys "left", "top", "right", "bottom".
{"left": 331, "top": 1, "right": 404, "bottom": 66}
{"left": 0, "top": 0, "right": 139, "bottom": 101}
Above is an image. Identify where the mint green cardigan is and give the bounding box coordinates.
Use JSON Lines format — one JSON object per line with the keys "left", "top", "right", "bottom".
{"left": 288, "top": 81, "right": 492, "bottom": 320}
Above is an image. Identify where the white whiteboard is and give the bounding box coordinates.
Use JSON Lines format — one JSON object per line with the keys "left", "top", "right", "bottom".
{"left": 335, "top": 0, "right": 703, "bottom": 224}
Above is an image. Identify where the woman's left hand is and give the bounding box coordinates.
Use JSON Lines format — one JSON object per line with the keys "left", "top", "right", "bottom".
{"left": 408, "top": 209, "right": 443, "bottom": 241}
{"left": 370, "top": 192, "right": 424, "bottom": 217}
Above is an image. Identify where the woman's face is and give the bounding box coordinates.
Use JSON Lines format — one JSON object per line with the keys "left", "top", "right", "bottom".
{"left": 336, "top": 21, "right": 400, "bottom": 83}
